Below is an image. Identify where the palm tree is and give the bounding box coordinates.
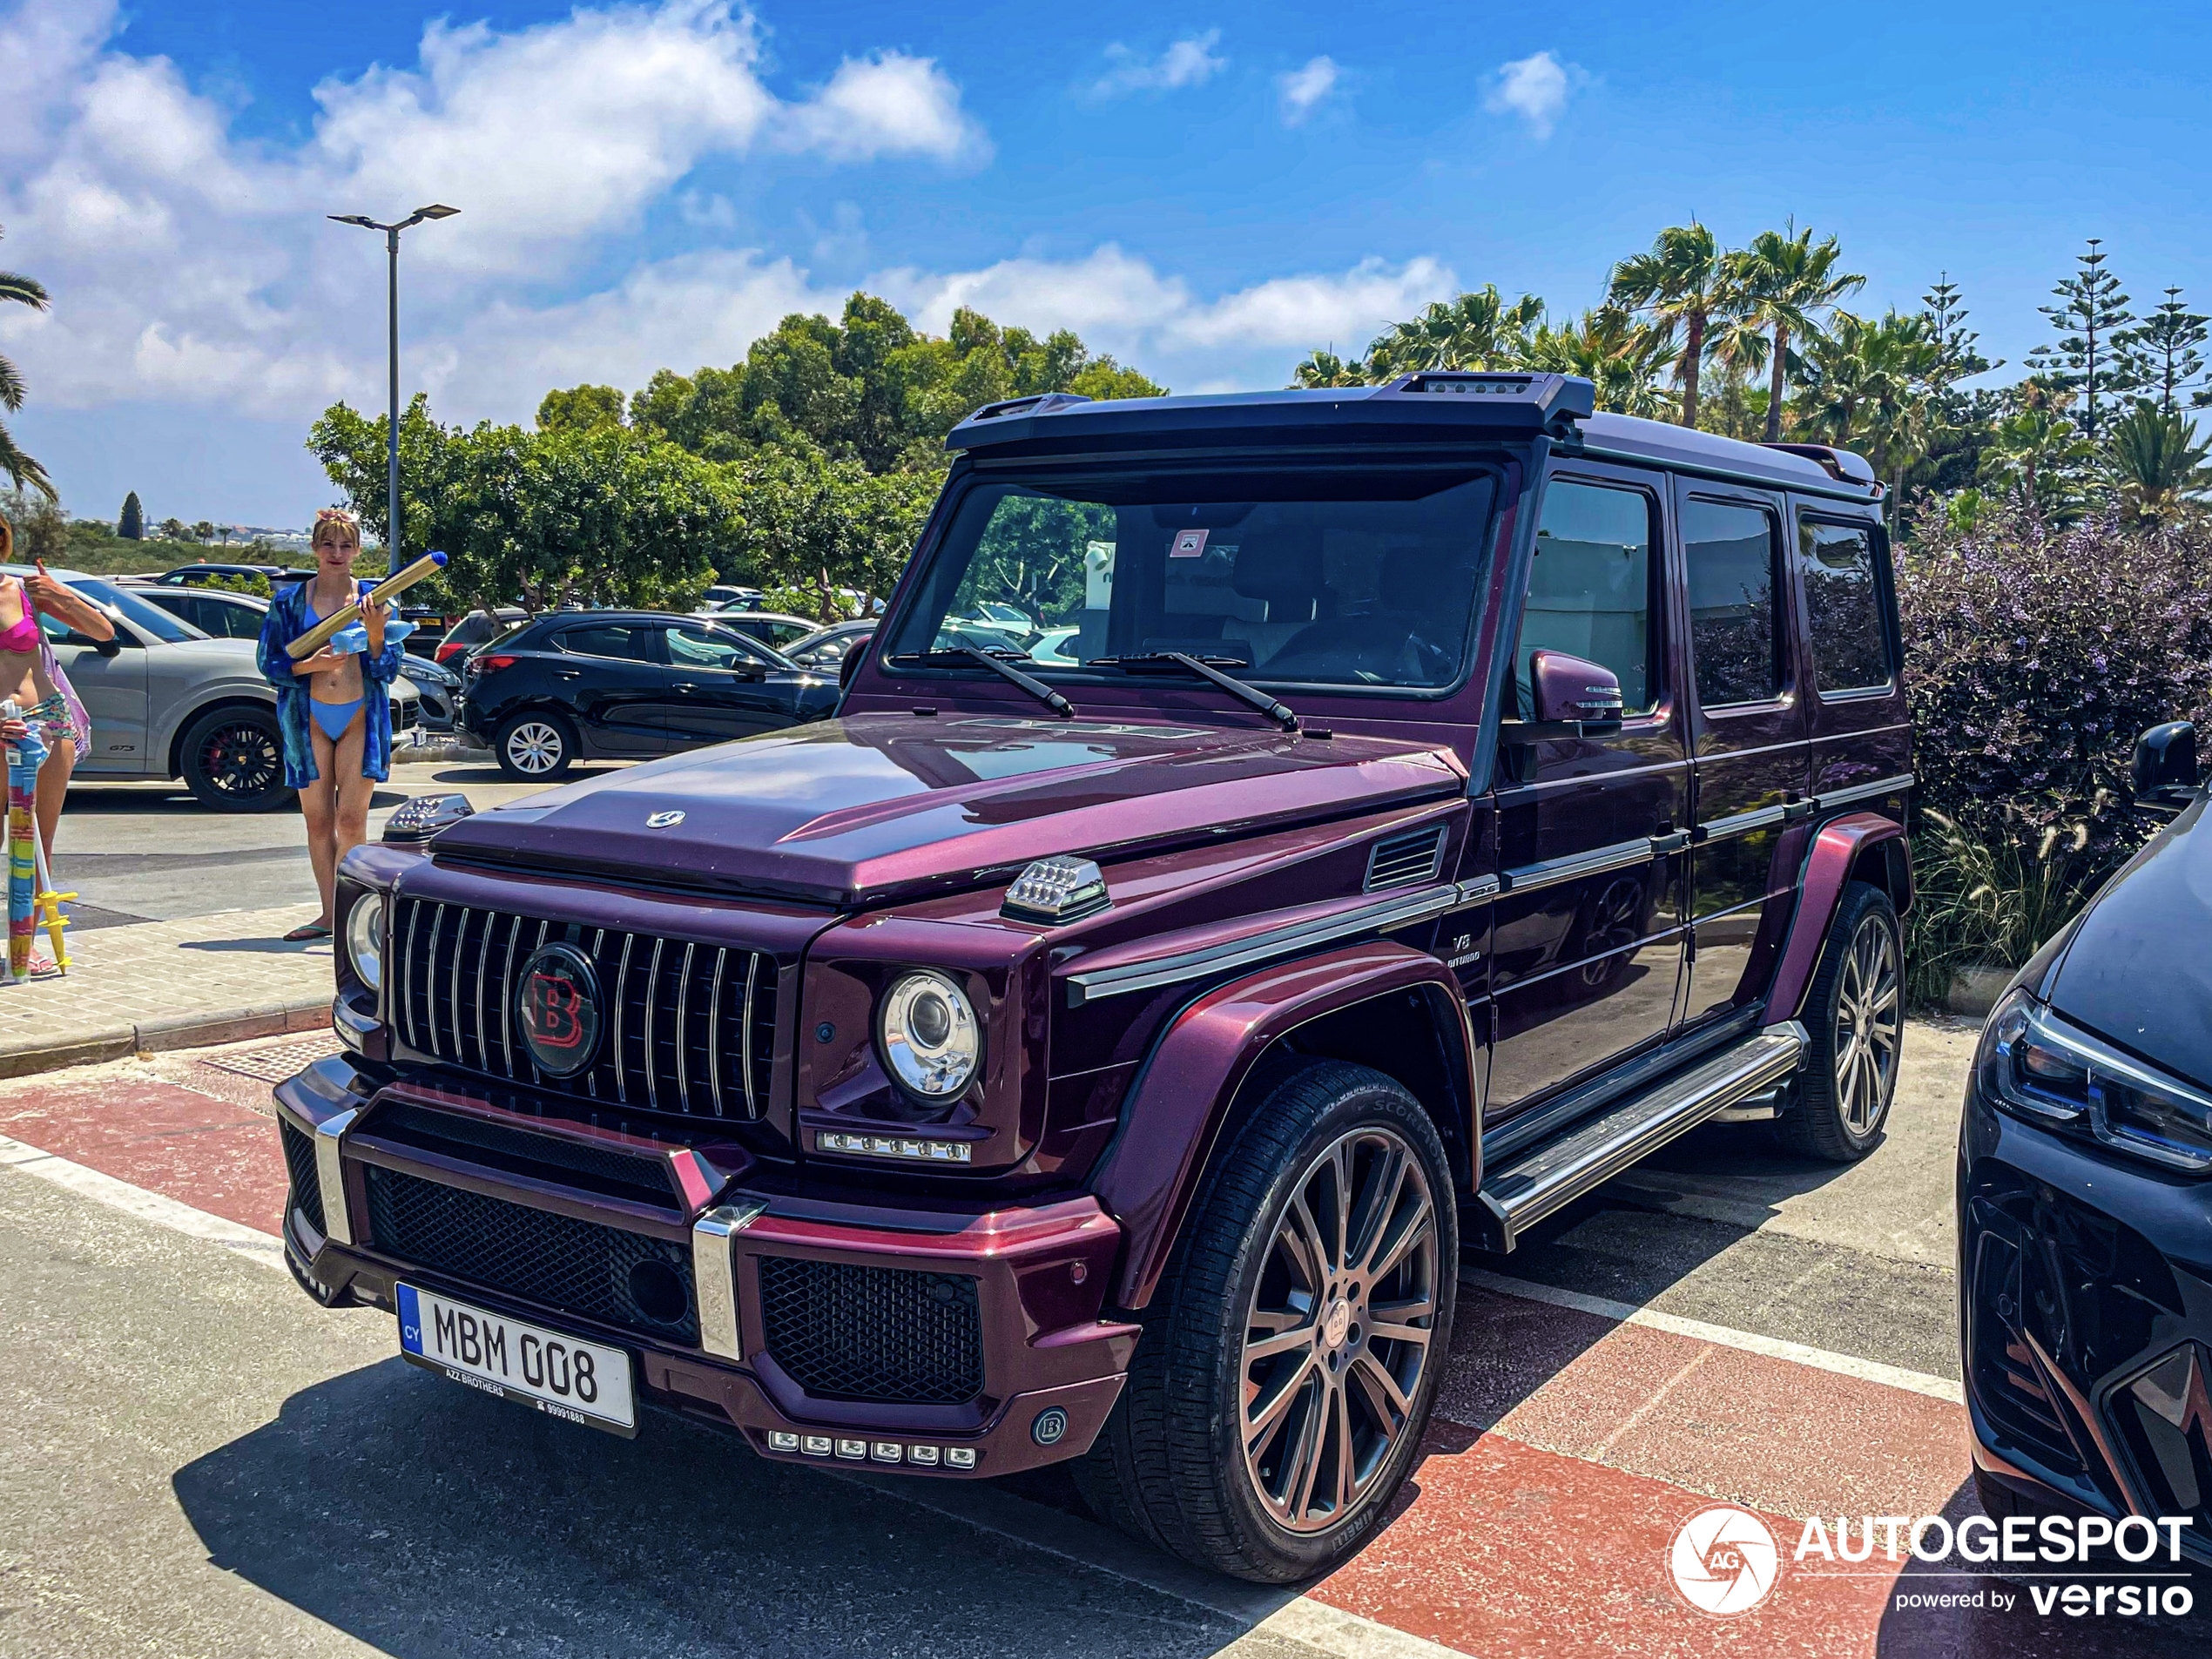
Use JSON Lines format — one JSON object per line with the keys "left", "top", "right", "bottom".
{"left": 1366, "top": 285, "right": 1545, "bottom": 377}
{"left": 2106, "top": 400, "right": 2212, "bottom": 525}
{"left": 1795, "top": 311, "right": 1942, "bottom": 511}
{"left": 1607, "top": 222, "right": 1727, "bottom": 427}
{"left": 1523, "top": 305, "right": 1680, "bottom": 418}
{"left": 1715, "top": 227, "right": 1864, "bottom": 443}
{"left": 1291, "top": 348, "right": 1373, "bottom": 388}
{"left": 0, "top": 225, "right": 54, "bottom": 499}
{"left": 1979, "top": 401, "right": 2097, "bottom": 524}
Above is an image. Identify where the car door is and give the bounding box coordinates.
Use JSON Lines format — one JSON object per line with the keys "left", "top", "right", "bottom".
{"left": 658, "top": 624, "right": 792, "bottom": 746}
{"left": 41, "top": 617, "right": 150, "bottom": 773}
{"left": 547, "top": 622, "right": 673, "bottom": 757}
{"left": 1676, "top": 481, "right": 1812, "bottom": 1028}
{"left": 1486, "top": 462, "right": 1691, "bottom": 1118}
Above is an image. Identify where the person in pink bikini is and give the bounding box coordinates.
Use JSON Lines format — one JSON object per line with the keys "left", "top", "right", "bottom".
{"left": 0, "top": 512, "right": 117, "bottom": 859}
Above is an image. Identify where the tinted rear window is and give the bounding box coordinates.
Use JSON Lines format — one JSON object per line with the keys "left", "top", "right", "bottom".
{"left": 1799, "top": 519, "right": 1892, "bottom": 691}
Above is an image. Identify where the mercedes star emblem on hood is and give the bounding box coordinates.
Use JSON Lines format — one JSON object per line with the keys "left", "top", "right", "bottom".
{"left": 646, "top": 810, "right": 686, "bottom": 828}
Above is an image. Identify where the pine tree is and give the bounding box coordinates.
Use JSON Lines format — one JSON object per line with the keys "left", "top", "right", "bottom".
{"left": 117, "top": 490, "right": 144, "bottom": 540}
{"left": 2122, "top": 287, "right": 2209, "bottom": 413}
{"left": 2027, "top": 239, "right": 2134, "bottom": 440}
{"left": 1923, "top": 274, "right": 1998, "bottom": 391}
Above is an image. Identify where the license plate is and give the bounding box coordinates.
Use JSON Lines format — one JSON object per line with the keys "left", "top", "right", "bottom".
{"left": 396, "top": 1284, "right": 637, "bottom": 1436}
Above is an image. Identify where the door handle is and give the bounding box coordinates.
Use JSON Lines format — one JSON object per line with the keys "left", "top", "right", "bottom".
{"left": 1649, "top": 829, "right": 1692, "bottom": 854}
{"left": 1783, "top": 797, "right": 1818, "bottom": 821}
{"left": 552, "top": 668, "right": 580, "bottom": 680}
{"left": 671, "top": 681, "right": 699, "bottom": 692}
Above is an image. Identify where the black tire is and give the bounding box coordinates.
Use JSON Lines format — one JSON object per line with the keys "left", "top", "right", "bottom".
{"left": 1076, "top": 1058, "right": 1457, "bottom": 1582}
{"left": 494, "top": 710, "right": 577, "bottom": 780}
{"left": 179, "top": 705, "right": 293, "bottom": 812}
{"left": 1779, "top": 880, "right": 1903, "bottom": 1162}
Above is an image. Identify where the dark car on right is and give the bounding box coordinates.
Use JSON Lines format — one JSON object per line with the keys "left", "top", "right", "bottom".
{"left": 458, "top": 610, "right": 837, "bottom": 778}
{"left": 1960, "top": 721, "right": 2212, "bottom": 1561}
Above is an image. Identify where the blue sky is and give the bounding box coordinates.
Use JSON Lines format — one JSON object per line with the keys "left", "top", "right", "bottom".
{"left": 3, "top": 0, "right": 2209, "bottom": 528}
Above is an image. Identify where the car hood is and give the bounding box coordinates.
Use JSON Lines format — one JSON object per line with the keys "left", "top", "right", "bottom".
{"left": 2047, "top": 793, "right": 2212, "bottom": 1090}
{"left": 433, "top": 711, "right": 1467, "bottom": 906}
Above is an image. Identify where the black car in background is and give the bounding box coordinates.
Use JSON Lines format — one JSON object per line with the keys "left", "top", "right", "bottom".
{"left": 1960, "top": 720, "right": 2212, "bottom": 1561}
{"left": 457, "top": 610, "right": 838, "bottom": 779}
{"left": 782, "top": 617, "right": 876, "bottom": 671}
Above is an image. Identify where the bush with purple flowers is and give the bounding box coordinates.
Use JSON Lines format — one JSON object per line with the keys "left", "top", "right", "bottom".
{"left": 1897, "top": 505, "right": 2212, "bottom": 1000}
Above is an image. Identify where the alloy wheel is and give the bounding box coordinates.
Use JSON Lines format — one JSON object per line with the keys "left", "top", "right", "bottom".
{"left": 1239, "top": 1125, "right": 1439, "bottom": 1534}
{"left": 504, "top": 721, "right": 565, "bottom": 775}
{"left": 1832, "top": 914, "right": 1902, "bottom": 1133}
{"left": 199, "top": 722, "right": 280, "bottom": 799}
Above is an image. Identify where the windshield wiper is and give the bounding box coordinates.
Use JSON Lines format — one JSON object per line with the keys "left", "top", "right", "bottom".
{"left": 885, "top": 648, "right": 1076, "bottom": 718}
{"left": 1091, "top": 651, "right": 1299, "bottom": 734}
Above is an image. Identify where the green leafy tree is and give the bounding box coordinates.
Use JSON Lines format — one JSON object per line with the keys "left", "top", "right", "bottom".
{"left": 2105, "top": 401, "right": 2212, "bottom": 525}
{"left": 1607, "top": 222, "right": 1727, "bottom": 427}
{"left": 0, "top": 489, "right": 65, "bottom": 561}
{"left": 0, "top": 226, "right": 53, "bottom": 500}
{"left": 2119, "top": 287, "right": 2209, "bottom": 415}
{"left": 117, "top": 491, "right": 144, "bottom": 539}
{"left": 728, "top": 444, "right": 936, "bottom": 620}
{"left": 1521, "top": 305, "right": 1678, "bottom": 417}
{"left": 157, "top": 516, "right": 187, "bottom": 541}
{"left": 1290, "top": 347, "right": 1372, "bottom": 388}
{"left": 2027, "top": 239, "right": 2135, "bottom": 440}
{"left": 1979, "top": 392, "right": 2098, "bottom": 524}
{"left": 1794, "top": 310, "right": 1941, "bottom": 509}
{"left": 191, "top": 519, "right": 217, "bottom": 543}
{"left": 1715, "top": 226, "right": 1865, "bottom": 442}
{"left": 1366, "top": 285, "right": 1545, "bottom": 376}
{"left": 536, "top": 383, "right": 628, "bottom": 433}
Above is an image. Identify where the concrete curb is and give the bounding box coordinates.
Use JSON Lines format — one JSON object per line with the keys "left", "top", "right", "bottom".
{"left": 0, "top": 995, "right": 330, "bottom": 1080}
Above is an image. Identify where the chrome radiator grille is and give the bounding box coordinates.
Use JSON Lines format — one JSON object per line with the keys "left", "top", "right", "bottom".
{"left": 390, "top": 897, "right": 776, "bottom": 1119}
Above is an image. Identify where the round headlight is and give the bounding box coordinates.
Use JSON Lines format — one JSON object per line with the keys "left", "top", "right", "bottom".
{"left": 878, "top": 970, "right": 979, "bottom": 1100}
{"left": 346, "top": 892, "right": 385, "bottom": 992}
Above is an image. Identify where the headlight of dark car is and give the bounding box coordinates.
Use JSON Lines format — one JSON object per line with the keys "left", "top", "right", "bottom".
{"left": 1979, "top": 988, "right": 2212, "bottom": 1172}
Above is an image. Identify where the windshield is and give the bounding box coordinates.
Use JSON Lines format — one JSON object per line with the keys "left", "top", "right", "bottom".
{"left": 883, "top": 466, "right": 1499, "bottom": 691}
{"left": 57, "top": 577, "right": 206, "bottom": 643}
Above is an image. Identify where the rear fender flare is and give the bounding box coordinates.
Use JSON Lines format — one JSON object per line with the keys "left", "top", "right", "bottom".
{"left": 1766, "top": 812, "right": 1909, "bottom": 1026}
{"left": 1089, "top": 940, "right": 1476, "bottom": 1311}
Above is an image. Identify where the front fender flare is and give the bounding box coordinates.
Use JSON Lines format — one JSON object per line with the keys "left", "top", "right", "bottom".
{"left": 1089, "top": 939, "right": 1475, "bottom": 1311}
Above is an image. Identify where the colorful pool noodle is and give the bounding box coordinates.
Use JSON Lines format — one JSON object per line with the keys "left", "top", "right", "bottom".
{"left": 6, "top": 726, "right": 44, "bottom": 979}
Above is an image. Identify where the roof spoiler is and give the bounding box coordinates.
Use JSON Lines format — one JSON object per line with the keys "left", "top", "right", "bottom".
{"left": 1762, "top": 442, "right": 1882, "bottom": 492}
{"left": 966, "top": 391, "right": 1095, "bottom": 422}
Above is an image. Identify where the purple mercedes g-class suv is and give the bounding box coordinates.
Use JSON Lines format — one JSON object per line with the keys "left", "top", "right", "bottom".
{"left": 275, "top": 372, "right": 1911, "bottom": 1582}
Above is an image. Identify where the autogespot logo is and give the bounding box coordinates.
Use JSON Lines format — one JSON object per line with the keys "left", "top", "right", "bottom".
{"left": 1670, "top": 1507, "right": 1782, "bottom": 1615}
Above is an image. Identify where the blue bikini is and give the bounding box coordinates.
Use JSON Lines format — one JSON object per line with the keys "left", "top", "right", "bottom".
{"left": 301, "top": 595, "right": 363, "bottom": 743}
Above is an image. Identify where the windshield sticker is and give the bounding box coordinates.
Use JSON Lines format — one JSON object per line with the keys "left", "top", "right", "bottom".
{"left": 1170, "top": 528, "right": 1209, "bottom": 559}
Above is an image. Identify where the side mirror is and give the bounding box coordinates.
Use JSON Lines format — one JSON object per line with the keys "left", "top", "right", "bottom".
{"left": 839, "top": 639, "right": 867, "bottom": 691}
{"left": 2132, "top": 720, "right": 2199, "bottom": 818}
{"left": 1529, "top": 649, "right": 1626, "bottom": 732}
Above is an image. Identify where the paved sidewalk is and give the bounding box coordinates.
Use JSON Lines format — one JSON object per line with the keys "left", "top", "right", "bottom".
{"left": 0, "top": 903, "right": 329, "bottom": 1076}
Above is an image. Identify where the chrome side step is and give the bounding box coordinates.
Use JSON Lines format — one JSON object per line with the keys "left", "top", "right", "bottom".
{"left": 1471, "top": 1023, "right": 1807, "bottom": 1251}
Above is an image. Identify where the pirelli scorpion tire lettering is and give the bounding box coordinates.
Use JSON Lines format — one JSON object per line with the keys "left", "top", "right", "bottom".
{"left": 1078, "top": 1057, "right": 1457, "bottom": 1582}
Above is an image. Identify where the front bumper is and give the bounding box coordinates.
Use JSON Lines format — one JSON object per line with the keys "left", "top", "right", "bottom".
{"left": 1959, "top": 1077, "right": 2212, "bottom": 1562}
{"left": 274, "top": 1055, "right": 1137, "bottom": 1477}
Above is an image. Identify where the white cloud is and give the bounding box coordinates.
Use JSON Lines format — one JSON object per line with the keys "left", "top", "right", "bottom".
{"left": 1091, "top": 31, "right": 1227, "bottom": 98}
{"left": 0, "top": 0, "right": 988, "bottom": 424}
{"left": 1484, "top": 50, "right": 1577, "bottom": 140}
{"left": 1277, "top": 57, "right": 1339, "bottom": 125}
{"left": 878, "top": 245, "right": 1453, "bottom": 356}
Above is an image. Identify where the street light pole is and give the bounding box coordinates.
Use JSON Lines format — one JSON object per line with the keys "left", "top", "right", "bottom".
{"left": 328, "top": 204, "right": 459, "bottom": 574}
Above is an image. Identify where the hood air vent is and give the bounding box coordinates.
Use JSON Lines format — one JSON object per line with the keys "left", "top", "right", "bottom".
{"left": 1366, "top": 824, "right": 1447, "bottom": 892}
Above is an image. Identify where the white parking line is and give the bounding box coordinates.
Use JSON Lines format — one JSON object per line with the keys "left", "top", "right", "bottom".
{"left": 1460, "top": 1264, "right": 1965, "bottom": 1404}
{"left": 0, "top": 1131, "right": 287, "bottom": 1272}
{"left": 0, "top": 1130, "right": 1458, "bottom": 1659}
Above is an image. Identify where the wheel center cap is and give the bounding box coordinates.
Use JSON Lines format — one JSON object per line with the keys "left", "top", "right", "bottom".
{"left": 1321, "top": 1298, "right": 1352, "bottom": 1349}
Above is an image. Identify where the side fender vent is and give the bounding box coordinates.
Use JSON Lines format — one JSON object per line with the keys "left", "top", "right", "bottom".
{"left": 1366, "top": 824, "right": 1447, "bottom": 892}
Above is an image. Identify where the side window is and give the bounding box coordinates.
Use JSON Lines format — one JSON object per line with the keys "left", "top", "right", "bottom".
{"left": 1799, "top": 518, "right": 1892, "bottom": 692}
{"left": 1521, "top": 478, "right": 1657, "bottom": 715}
{"left": 1683, "top": 498, "right": 1784, "bottom": 707}
{"left": 667, "top": 625, "right": 767, "bottom": 671}
{"left": 558, "top": 624, "right": 661, "bottom": 664}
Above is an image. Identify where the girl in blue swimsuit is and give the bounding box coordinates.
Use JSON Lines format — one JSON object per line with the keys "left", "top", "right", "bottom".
{"left": 256, "top": 510, "right": 407, "bottom": 941}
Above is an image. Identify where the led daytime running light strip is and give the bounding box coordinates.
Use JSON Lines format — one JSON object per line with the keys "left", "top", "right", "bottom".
{"left": 816, "top": 1130, "right": 972, "bottom": 1163}
{"left": 765, "top": 1430, "right": 974, "bottom": 1467}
